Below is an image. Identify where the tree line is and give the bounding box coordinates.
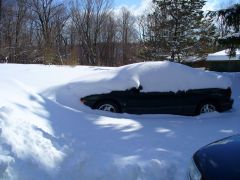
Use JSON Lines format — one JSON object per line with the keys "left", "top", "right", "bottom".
{"left": 0, "top": 0, "right": 238, "bottom": 66}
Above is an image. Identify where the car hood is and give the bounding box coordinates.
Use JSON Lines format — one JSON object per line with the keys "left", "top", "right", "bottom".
{"left": 194, "top": 135, "right": 240, "bottom": 180}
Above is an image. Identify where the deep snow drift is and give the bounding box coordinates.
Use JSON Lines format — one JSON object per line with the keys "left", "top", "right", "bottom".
{"left": 63, "top": 61, "right": 231, "bottom": 98}
{"left": 0, "top": 63, "right": 239, "bottom": 180}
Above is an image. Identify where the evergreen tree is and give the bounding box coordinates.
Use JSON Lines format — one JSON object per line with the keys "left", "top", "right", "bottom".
{"left": 149, "top": 0, "right": 211, "bottom": 62}
{"left": 207, "top": 4, "right": 240, "bottom": 57}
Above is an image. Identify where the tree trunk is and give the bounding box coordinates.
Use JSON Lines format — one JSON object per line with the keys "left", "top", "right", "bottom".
{"left": 0, "top": 0, "right": 2, "bottom": 22}
{"left": 0, "top": 0, "right": 2, "bottom": 48}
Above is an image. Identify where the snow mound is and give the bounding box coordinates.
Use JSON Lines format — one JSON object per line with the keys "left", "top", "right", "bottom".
{"left": 66, "top": 61, "right": 231, "bottom": 98}
{"left": 0, "top": 81, "right": 65, "bottom": 179}
{"left": 0, "top": 64, "right": 239, "bottom": 180}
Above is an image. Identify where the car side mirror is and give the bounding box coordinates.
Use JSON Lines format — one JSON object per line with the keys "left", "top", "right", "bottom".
{"left": 138, "top": 85, "right": 143, "bottom": 91}
{"left": 129, "top": 86, "right": 142, "bottom": 93}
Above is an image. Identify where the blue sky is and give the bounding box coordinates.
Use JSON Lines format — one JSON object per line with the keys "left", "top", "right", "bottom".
{"left": 114, "top": 0, "right": 240, "bottom": 11}
{"left": 114, "top": 0, "right": 140, "bottom": 7}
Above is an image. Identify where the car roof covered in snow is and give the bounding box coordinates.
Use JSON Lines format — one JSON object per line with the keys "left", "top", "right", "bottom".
{"left": 67, "top": 61, "right": 231, "bottom": 97}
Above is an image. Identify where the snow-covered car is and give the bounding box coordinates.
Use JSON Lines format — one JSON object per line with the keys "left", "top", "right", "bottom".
{"left": 189, "top": 134, "right": 240, "bottom": 180}
{"left": 77, "top": 61, "right": 233, "bottom": 115}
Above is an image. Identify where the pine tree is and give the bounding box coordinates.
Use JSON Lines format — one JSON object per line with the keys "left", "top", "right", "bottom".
{"left": 149, "top": 0, "right": 210, "bottom": 62}
{"left": 207, "top": 4, "right": 240, "bottom": 57}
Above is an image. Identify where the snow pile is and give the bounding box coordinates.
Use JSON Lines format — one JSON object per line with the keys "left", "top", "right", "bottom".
{"left": 207, "top": 49, "right": 240, "bottom": 61}
{"left": 66, "top": 61, "right": 231, "bottom": 98}
{"left": 0, "top": 79, "right": 65, "bottom": 179}
{"left": 0, "top": 64, "right": 239, "bottom": 180}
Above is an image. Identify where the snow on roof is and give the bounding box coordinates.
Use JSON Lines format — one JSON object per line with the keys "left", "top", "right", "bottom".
{"left": 182, "top": 56, "right": 202, "bottom": 62}
{"left": 67, "top": 61, "right": 231, "bottom": 98}
{"left": 207, "top": 49, "right": 240, "bottom": 61}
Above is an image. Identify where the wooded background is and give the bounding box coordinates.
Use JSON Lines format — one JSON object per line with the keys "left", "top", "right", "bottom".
{"left": 0, "top": 0, "right": 237, "bottom": 66}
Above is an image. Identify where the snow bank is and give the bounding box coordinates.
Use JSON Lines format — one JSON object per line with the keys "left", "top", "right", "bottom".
{"left": 0, "top": 64, "right": 239, "bottom": 180}
{"left": 0, "top": 77, "right": 66, "bottom": 179}
{"left": 67, "top": 61, "right": 231, "bottom": 98}
{"left": 207, "top": 49, "right": 240, "bottom": 61}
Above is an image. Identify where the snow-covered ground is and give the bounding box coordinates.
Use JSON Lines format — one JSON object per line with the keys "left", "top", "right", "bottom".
{"left": 0, "top": 64, "right": 239, "bottom": 180}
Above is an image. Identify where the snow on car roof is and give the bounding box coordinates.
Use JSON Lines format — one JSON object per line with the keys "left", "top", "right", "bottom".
{"left": 68, "top": 61, "right": 231, "bottom": 97}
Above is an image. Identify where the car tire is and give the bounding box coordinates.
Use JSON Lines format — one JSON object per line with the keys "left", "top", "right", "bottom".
{"left": 95, "top": 100, "right": 121, "bottom": 113}
{"left": 197, "top": 102, "right": 217, "bottom": 115}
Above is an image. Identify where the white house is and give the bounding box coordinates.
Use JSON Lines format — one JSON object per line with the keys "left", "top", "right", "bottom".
{"left": 207, "top": 49, "right": 240, "bottom": 61}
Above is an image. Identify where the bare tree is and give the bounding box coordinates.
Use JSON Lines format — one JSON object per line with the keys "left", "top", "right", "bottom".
{"left": 137, "top": 15, "right": 148, "bottom": 43}
{"left": 27, "top": 0, "right": 68, "bottom": 63}
{"left": 71, "top": 0, "right": 112, "bottom": 65}
{"left": 118, "top": 7, "right": 136, "bottom": 65}
{"left": 0, "top": 0, "right": 2, "bottom": 21}
{"left": 0, "top": 0, "right": 2, "bottom": 50}
{"left": 0, "top": 2, "right": 15, "bottom": 61}
{"left": 0, "top": 0, "right": 148, "bottom": 65}
{"left": 99, "top": 13, "right": 116, "bottom": 66}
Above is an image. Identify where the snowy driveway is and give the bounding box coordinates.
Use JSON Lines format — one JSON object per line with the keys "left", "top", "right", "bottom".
{"left": 0, "top": 64, "right": 239, "bottom": 180}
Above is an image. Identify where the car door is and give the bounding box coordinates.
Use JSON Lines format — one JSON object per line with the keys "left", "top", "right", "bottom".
{"left": 124, "top": 87, "right": 184, "bottom": 114}
{"left": 148, "top": 91, "right": 184, "bottom": 114}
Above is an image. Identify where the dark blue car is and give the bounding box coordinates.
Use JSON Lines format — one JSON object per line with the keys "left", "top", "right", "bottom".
{"left": 189, "top": 135, "right": 240, "bottom": 180}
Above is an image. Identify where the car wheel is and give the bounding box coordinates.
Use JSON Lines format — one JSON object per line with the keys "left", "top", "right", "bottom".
{"left": 96, "top": 101, "right": 120, "bottom": 113}
{"left": 198, "top": 102, "right": 217, "bottom": 114}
